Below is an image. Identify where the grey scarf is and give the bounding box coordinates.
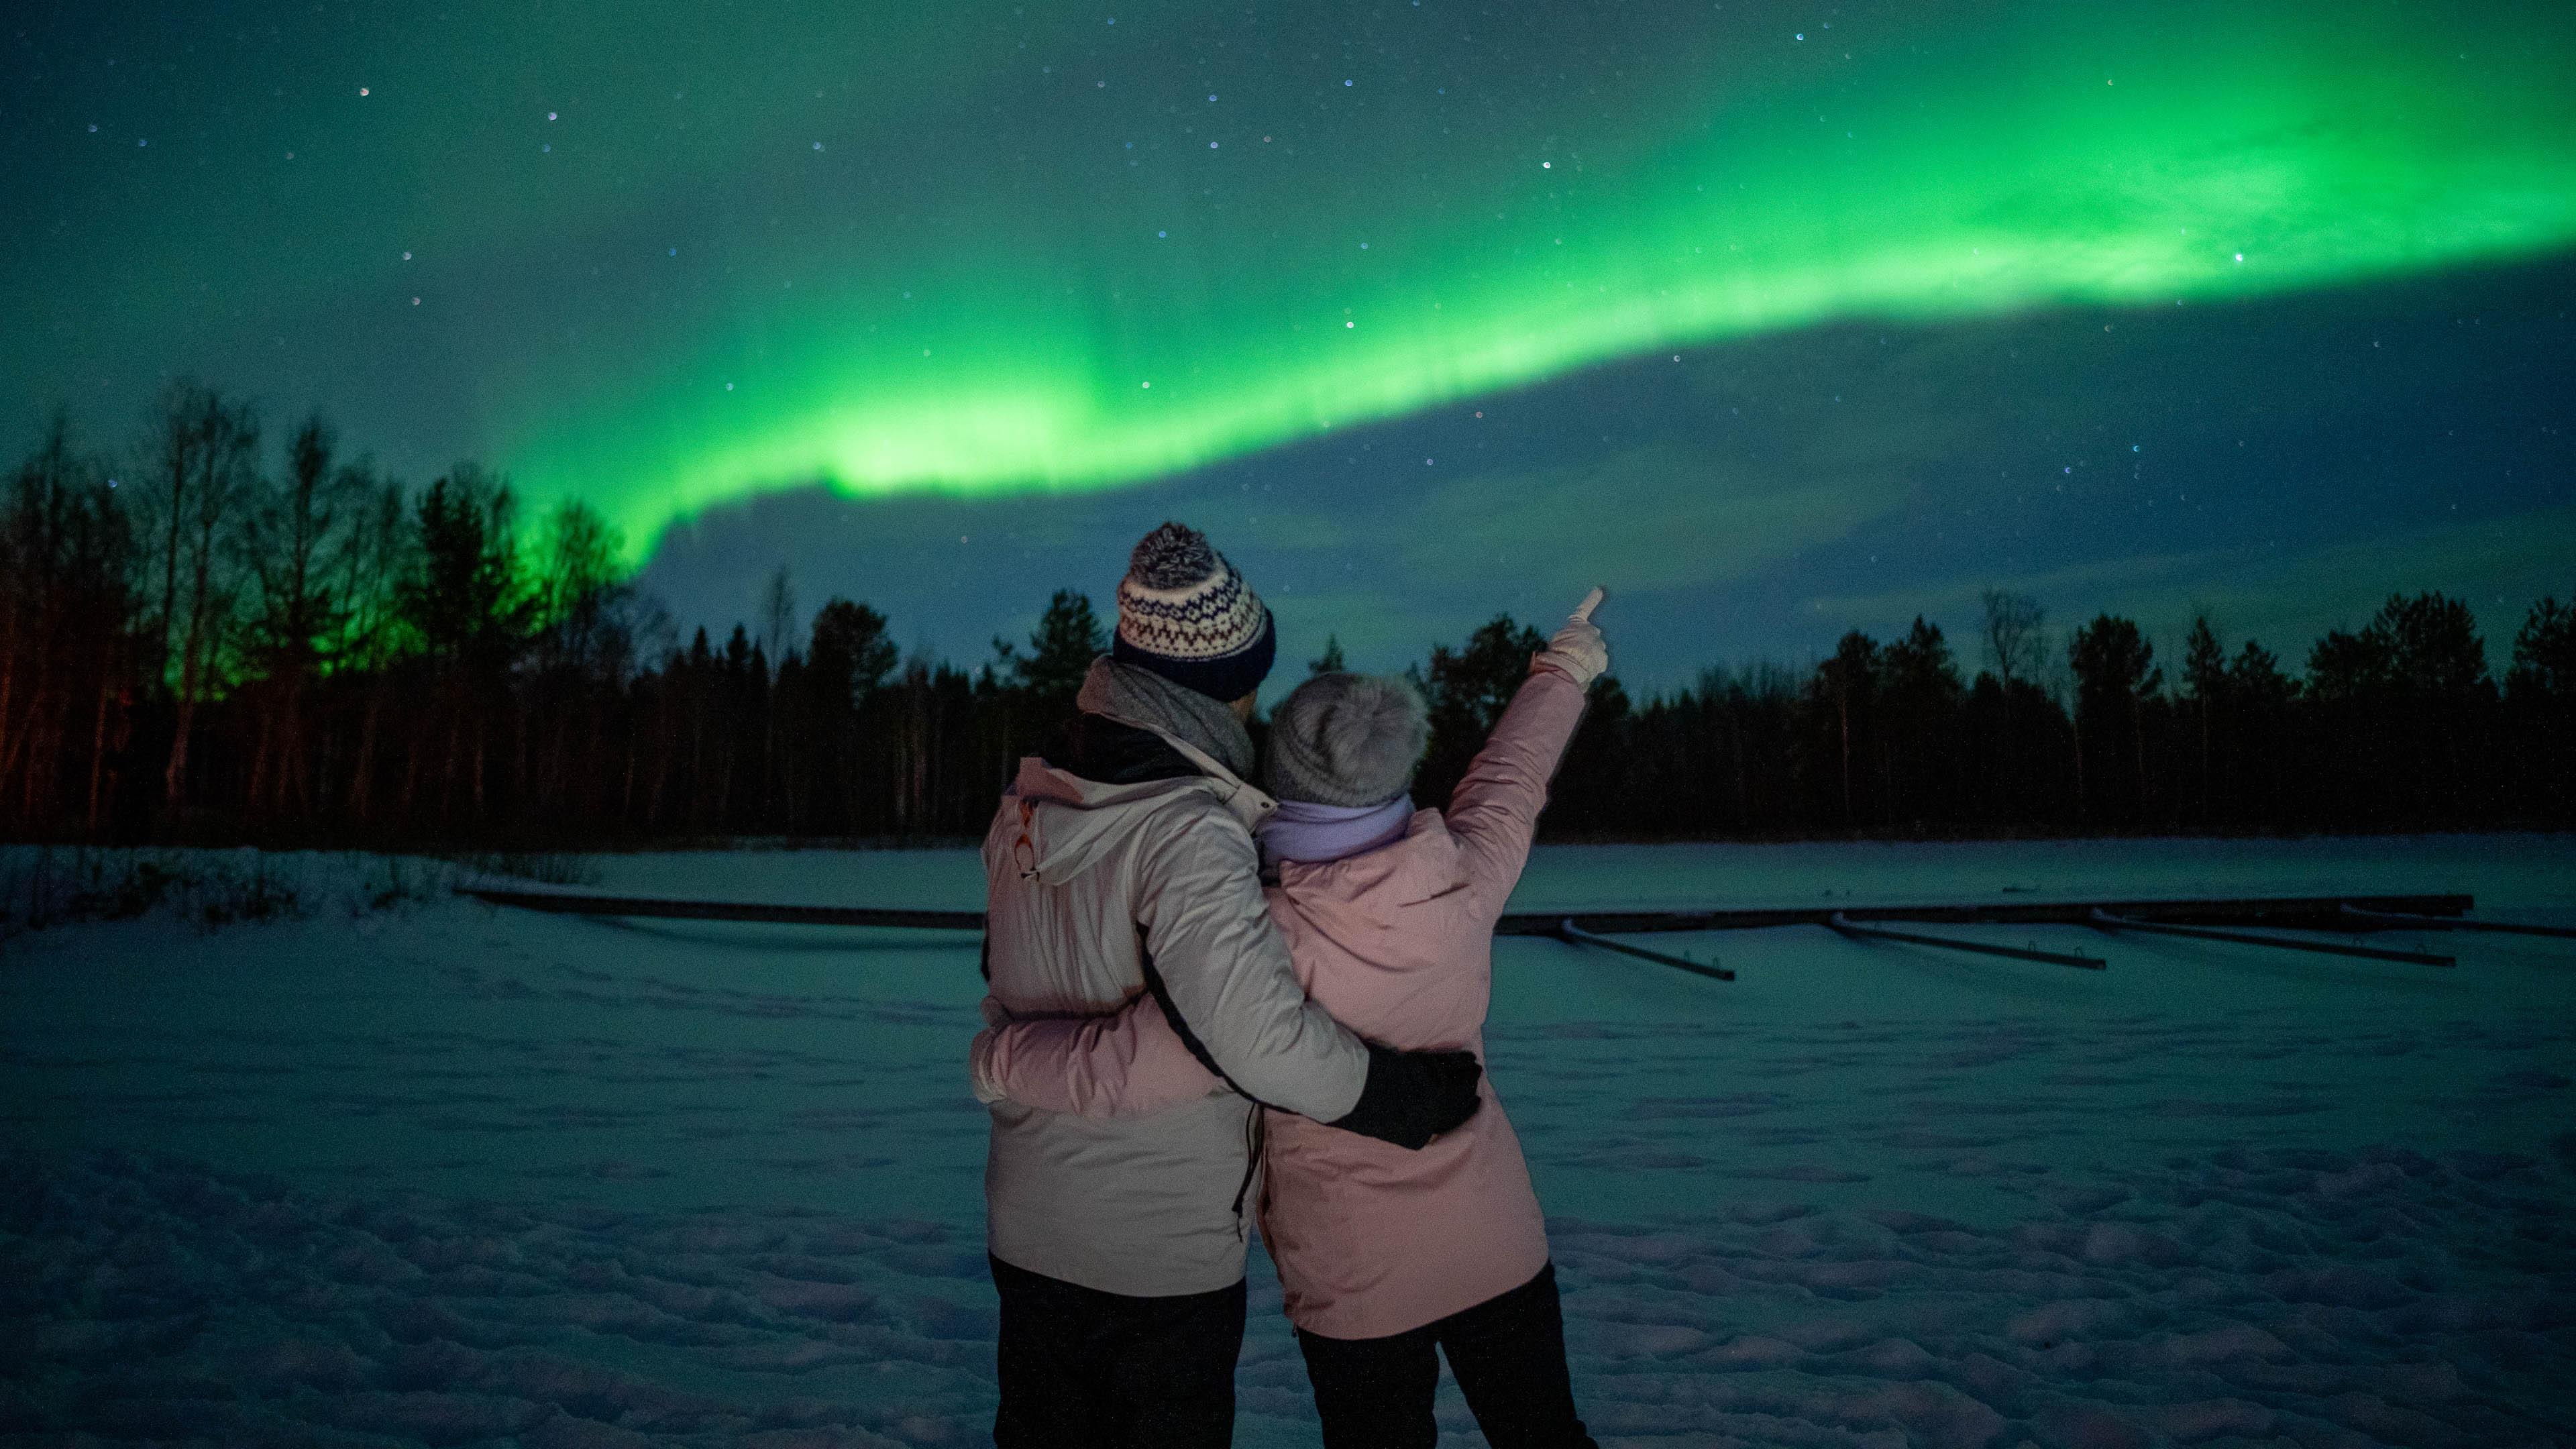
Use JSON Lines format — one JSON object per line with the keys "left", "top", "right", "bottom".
{"left": 1076, "top": 657, "right": 1256, "bottom": 780}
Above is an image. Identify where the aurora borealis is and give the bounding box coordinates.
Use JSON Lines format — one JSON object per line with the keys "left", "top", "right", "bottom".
{"left": 6, "top": 0, "right": 2573, "bottom": 684}
{"left": 516, "top": 0, "right": 2576, "bottom": 539}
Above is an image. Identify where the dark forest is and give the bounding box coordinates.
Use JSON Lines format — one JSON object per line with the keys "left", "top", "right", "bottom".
{"left": 5, "top": 389, "right": 2571, "bottom": 848}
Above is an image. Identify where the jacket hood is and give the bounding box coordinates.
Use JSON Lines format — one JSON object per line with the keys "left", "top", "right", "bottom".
{"left": 1005, "top": 757, "right": 1193, "bottom": 886}
{"left": 1039, "top": 712, "right": 1200, "bottom": 788}
{"left": 1004, "top": 706, "right": 1277, "bottom": 887}
{"left": 1075, "top": 657, "right": 1256, "bottom": 779}
{"left": 1006, "top": 754, "right": 1273, "bottom": 889}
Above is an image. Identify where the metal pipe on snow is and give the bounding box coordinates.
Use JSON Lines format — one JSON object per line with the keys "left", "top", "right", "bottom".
{"left": 1827, "top": 912, "right": 2106, "bottom": 970}
{"left": 1552, "top": 918, "right": 1733, "bottom": 980}
{"left": 2338, "top": 903, "right": 2576, "bottom": 941}
{"left": 2092, "top": 908, "right": 2456, "bottom": 967}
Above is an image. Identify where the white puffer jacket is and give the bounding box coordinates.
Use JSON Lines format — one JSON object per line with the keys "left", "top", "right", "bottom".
{"left": 980, "top": 735, "right": 1370, "bottom": 1297}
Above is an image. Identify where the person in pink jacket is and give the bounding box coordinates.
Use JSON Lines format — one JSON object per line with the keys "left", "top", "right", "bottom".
{"left": 971, "top": 589, "right": 1610, "bottom": 1449}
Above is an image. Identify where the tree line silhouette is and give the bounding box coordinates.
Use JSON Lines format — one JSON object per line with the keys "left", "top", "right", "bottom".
{"left": 4, "top": 388, "right": 2570, "bottom": 846}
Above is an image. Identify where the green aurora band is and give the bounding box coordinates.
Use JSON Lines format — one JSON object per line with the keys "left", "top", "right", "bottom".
{"left": 492, "top": 0, "right": 2576, "bottom": 553}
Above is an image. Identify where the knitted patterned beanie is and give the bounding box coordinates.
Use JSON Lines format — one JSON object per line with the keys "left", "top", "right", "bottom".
{"left": 1110, "top": 521, "right": 1277, "bottom": 703}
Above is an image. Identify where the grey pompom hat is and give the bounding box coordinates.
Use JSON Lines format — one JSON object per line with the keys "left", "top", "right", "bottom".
{"left": 1263, "top": 672, "right": 1431, "bottom": 807}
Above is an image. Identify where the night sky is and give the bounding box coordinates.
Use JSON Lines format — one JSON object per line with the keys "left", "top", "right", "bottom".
{"left": 7, "top": 1, "right": 2572, "bottom": 690}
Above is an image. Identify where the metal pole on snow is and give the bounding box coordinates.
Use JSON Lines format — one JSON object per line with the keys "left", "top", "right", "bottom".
{"left": 1552, "top": 918, "right": 1733, "bottom": 980}
{"left": 2339, "top": 903, "right": 2576, "bottom": 940}
{"left": 460, "top": 886, "right": 987, "bottom": 930}
{"left": 2091, "top": 908, "right": 2455, "bottom": 966}
{"left": 1827, "top": 912, "right": 2106, "bottom": 969}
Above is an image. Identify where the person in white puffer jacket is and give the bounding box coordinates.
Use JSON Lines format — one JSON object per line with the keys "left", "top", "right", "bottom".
{"left": 977, "top": 521, "right": 1485, "bottom": 1449}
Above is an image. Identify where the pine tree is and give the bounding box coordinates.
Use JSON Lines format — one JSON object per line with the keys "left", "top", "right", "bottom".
{"left": 1881, "top": 616, "right": 1963, "bottom": 824}
{"left": 2182, "top": 614, "right": 2227, "bottom": 820}
{"left": 398, "top": 465, "right": 535, "bottom": 822}
{"left": 1007, "top": 589, "right": 1107, "bottom": 722}
{"left": 1413, "top": 614, "right": 1545, "bottom": 808}
{"left": 1808, "top": 631, "right": 1882, "bottom": 826}
{"left": 2507, "top": 596, "right": 2574, "bottom": 816}
{"left": 2508, "top": 597, "right": 2573, "bottom": 702}
{"left": 2067, "top": 615, "right": 2161, "bottom": 824}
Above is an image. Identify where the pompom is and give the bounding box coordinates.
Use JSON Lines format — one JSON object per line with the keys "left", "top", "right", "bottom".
{"left": 1128, "top": 521, "right": 1220, "bottom": 590}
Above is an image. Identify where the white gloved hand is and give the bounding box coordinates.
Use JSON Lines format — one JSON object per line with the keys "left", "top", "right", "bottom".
{"left": 1532, "top": 586, "right": 1609, "bottom": 686}
{"left": 978, "top": 994, "right": 1013, "bottom": 1030}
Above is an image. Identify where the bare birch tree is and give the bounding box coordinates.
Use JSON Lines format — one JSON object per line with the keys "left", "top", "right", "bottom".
{"left": 144, "top": 387, "right": 259, "bottom": 816}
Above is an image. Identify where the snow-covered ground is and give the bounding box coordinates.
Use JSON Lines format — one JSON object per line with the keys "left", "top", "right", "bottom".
{"left": 4, "top": 837, "right": 2572, "bottom": 1447}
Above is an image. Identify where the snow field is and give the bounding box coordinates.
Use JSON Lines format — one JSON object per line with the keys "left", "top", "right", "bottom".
{"left": 3, "top": 836, "right": 2572, "bottom": 1446}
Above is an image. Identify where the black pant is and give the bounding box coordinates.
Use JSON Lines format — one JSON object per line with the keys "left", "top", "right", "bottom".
{"left": 990, "top": 1253, "right": 1248, "bottom": 1448}
{"left": 1295, "top": 1262, "right": 1597, "bottom": 1449}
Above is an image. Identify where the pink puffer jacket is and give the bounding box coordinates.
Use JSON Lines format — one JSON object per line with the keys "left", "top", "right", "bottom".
{"left": 975, "top": 664, "right": 1587, "bottom": 1338}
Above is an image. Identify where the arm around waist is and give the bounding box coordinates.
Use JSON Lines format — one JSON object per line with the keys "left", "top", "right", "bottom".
{"left": 1132, "top": 802, "right": 1368, "bottom": 1120}
{"left": 973, "top": 994, "right": 1222, "bottom": 1118}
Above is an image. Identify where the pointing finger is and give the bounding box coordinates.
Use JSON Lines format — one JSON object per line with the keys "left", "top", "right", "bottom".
{"left": 1570, "top": 586, "right": 1605, "bottom": 623}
